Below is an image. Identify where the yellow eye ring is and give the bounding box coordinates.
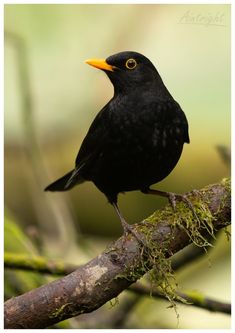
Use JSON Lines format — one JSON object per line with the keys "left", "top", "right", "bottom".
{"left": 125, "top": 58, "right": 137, "bottom": 70}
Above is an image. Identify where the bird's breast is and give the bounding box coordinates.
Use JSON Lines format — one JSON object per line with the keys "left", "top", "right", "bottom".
{"left": 87, "top": 98, "right": 187, "bottom": 194}
{"left": 109, "top": 98, "right": 183, "bottom": 141}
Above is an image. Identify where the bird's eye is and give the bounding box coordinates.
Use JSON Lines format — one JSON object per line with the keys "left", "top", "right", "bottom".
{"left": 125, "top": 58, "right": 137, "bottom": 70}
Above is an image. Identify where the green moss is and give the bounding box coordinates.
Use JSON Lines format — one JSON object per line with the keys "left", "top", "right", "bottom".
{"left": 223, "top": 227, "right": 231, "bottom": 241}
{"left": 109, "top": 297, "right": 119, "bottom": 308}
{"left": 183, "top": 290, "right": 206, "bottom": 305}
{"left": 49, "top": 303, "right": 72, "bottom": 319}
{"left": 175, "top": 202, "right": 214, "bottom": 247}
{"left": 144, "top": 242, "right": 178, "bottom": 311}
{"left": 147, "top": 190, "right": 217, "bottom": 249}
{"left": 221, "top": 177, "right": 231, "bottom": 189}
{"left": 145, "top": 204, "right": 173, "bottom": 225}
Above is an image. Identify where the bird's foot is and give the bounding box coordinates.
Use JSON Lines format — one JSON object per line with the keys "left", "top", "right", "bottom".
{"left": 167, "top": 192, "right": 190, "bottom": 210}
{"left": 112, "top": 202, "right": 145, "bottom": 246}
{"left": 121, "top": 219, "right": 145, "bottom": 246}
{"left": 142, "top": 188, "right": 200, "bottom": 223}
{"left": 167, "top": 192, "right": 199, "bottom": 220}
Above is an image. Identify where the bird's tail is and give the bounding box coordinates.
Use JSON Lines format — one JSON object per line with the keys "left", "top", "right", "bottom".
{"left": 44, "top": 169, "right": 84, "bottom": 192}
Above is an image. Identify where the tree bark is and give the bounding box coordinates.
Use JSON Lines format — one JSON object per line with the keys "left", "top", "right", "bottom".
{"left": 4, "top": 179, "right": 231, "bottom": 328}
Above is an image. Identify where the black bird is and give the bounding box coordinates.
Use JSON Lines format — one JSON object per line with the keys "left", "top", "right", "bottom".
{"left": 45, "top": 51, "right": 190, "bottom": 235}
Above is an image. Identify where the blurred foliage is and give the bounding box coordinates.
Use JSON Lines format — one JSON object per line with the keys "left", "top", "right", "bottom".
{"left": 4, "top": 214, "right": 77, "bottom": 328}
{"left": 4, "top": 3, "right": 231, "bottom": 329}
{"left": 4, "top": 214, "right": 45, "bottom": 298}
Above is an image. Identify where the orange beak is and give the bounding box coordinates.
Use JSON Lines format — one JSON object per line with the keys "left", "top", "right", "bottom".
{"left": 85, "top": 58, "right": 114, "bottom": 72}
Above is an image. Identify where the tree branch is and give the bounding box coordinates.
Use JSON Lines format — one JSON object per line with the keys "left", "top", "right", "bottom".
{"left": 5, "top": 237, "right": 229, "bottom": 318}
{"left": 129, "top": 282, "right": 231, "bottom": 314}
{"left": 4, "top": 179, "right": 231, "bottom": 328}
{"left": 4, "top": 252, "right": 76, "bottom": 276}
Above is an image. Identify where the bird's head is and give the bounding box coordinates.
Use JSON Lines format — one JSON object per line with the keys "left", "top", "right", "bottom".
{"left": 85, "top": 51, "right": 163, "bottom": 95}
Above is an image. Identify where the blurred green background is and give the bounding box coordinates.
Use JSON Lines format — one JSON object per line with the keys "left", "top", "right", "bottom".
{"left": 4, "top": 4, "right": 230, "bottom": 329}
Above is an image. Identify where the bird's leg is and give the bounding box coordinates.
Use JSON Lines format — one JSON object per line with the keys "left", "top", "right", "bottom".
{"left": 112, "top": 202, "right": 144, "bottom": 245}
{"left": 142, "top": 188, "right": 179, "bottom": 210}
{"left": 141, "top": 188, "right": 200, "bottom": 222}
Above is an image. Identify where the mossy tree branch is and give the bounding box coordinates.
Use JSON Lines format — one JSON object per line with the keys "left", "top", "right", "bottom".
{"left": 4, "top": 179, "right": 231, "bottom": 328}
{"left": 5, "top": 240, "right": 230, "bottom": 316}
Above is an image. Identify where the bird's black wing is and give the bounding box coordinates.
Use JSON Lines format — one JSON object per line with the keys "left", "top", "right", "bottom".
{"left": 138, "top": 99, "right": 190, "bottom": 145}
{"left": 174, "top": 104, "right": 190, "bottom": 144}
{"left": 162, "top": 99, "right": 190, "bottom": 144}
{"left": 75, "top": 105, "right": 111, "bottom": 169}
{"left": 45, "top": 106, "right": 109, "bottom": 192}
{"left": 64, "top": 105, "right": 111, "bottom": 188}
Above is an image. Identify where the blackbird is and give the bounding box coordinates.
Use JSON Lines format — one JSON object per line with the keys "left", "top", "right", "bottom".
{"left": 45, "top": 51, "right": 190, "bottom": 235}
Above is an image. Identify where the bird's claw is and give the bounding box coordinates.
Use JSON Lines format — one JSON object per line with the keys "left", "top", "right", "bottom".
{"left": 122, "top": 221, "right": 145, "bottom": 246}
{"left": 168, "top": 192, "right": 177, "bottom": 211}
{"left": 167, "top": 192, "right": 200, "bottom": 223}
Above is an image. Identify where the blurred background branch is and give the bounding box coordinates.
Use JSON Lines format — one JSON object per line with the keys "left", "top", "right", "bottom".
{"left": 129, "top": 283, "right": 231, "bottom": 315}
{"left": 216, "top": 145, "right": 231, "bottom": 168}
{"left": 4, "top": 252, "right": 76, "bottom": 275}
